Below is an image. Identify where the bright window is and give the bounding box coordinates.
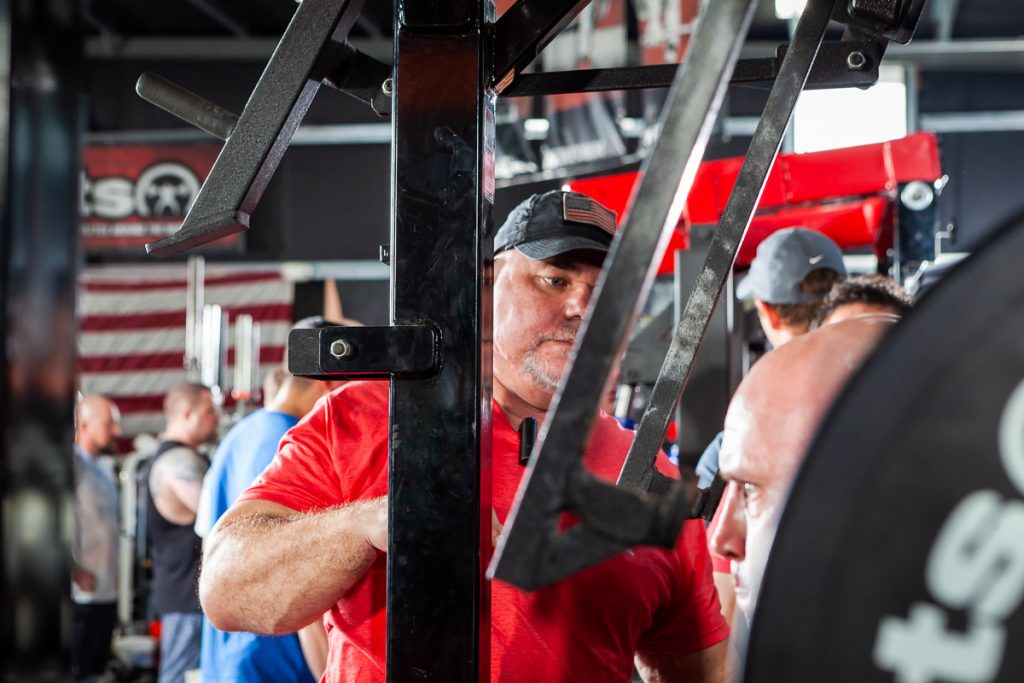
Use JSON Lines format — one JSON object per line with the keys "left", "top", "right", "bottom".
{"left": 792, "top": 65, "right": 908, "bottom": 153}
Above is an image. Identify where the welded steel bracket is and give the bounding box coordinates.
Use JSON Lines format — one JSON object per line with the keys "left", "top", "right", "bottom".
{"left": 137, "top": 0, "right": 386, "bottom": 257}
{"left": 491, "top": 0, "right": 592, "bottom": 91}
{"left": 833, "top": 0, "right": 928, "bottom": 44}
{"left": 288, "top": 325, "right": 440, "bottom": 379}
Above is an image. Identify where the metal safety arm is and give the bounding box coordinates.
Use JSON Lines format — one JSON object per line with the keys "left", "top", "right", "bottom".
{"left": 140, "top": 0, "right": 368, "bottom": 257}
{"left": 618, "top": 0, "right": 836, "bottom": 493}
{"left": 489, "top": 0, "right": 759, "bottom": 592}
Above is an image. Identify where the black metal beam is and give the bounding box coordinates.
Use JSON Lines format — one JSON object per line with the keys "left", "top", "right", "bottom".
{"left": 2, "top": 0, "right": 81, "bottom": 678}
{"left": 386, "top": 0, "right": 493, "bottom": 679}
{"left": 136, "top": 44, "right": 392, "bottom": 137}
{"left": 318, "top": 41, "right": 392, "bottom": 117}
{"left": 500, "top": 40, "right": 882, "bottom": 97}
{"left": 136, "top": 72, "right": 239, "bottom": 140}
{"left": 143, "top": 0, "right": 366, "bottom": 257}
{"left": 491, "top": 0, "right": 591, "bottom": 90}
{"left": 490, "top": 0, "right": 759, "bottom": 592}
{"left": 617, "top": 0, "right": 835, "bottom": 493}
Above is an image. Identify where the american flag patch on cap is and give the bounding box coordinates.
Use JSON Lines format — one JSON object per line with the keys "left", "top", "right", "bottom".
{"left": 562, "top": 193, "right": 617, "bottom": 236}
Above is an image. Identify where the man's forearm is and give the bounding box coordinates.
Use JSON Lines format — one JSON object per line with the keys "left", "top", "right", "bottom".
{"left": 200, "top": 497, "right": 385, "bottom": 635}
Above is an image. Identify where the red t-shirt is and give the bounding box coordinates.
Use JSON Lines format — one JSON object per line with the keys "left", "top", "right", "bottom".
{"left": 240, "top": 381, "right": 728, "bottom": 683}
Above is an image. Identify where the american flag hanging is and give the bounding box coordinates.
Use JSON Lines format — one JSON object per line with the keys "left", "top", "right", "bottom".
{"left": 78, "top": 266, "right": 293, "bottom": 451}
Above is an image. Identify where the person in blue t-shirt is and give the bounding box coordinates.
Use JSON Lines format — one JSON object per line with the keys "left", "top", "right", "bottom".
{"left": 195, "top": 319, "right": 348, "bottom": 683}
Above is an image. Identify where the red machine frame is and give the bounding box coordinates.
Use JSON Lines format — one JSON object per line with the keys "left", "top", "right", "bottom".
{"left": 567, "top": 131, "right": 943, "bottom": 274}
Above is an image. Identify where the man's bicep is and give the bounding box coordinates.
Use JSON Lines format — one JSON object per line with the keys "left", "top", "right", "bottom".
{"left": 635, "top": 641, "right": 727, "bottom": 683}
{"left": 213, "top": 498, "right": 299, "bottom": 535}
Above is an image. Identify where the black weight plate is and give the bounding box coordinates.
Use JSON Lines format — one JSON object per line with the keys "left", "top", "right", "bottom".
{"left": 744, "top": 213, "right": 1024, "bottom": 682}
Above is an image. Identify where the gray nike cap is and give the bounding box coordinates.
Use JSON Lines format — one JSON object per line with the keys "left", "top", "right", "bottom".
{"left": 736, "top": 227, "right": 847, "bottom": 304}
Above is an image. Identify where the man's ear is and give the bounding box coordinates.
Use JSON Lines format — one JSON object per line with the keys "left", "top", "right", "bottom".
{"left": 754, "top": 299, "right": 783, "bottom": 331}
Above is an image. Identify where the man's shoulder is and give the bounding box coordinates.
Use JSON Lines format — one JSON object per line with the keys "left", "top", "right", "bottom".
{"left": 155, "top": 441, "right": 201, "bottom": 463}
{"left": 212, "top": 411, "right": 293, "bottom": 479}
{"left": 321, "top": 380, "right": 391, "bottom": 418}
{"left": 156, "top": 439, "right": 198, "bottom": 456}
{"left": 245, "top": 407, "right": 298, "bottom": 427}
{"left": 150, "top": 442, "right": 206, "bottom": 484}
{"left": 220, "top": 409, "right": 294, "bottom": 447}
{"left": 328, "top": 379, "right": 389, "bottom": 402}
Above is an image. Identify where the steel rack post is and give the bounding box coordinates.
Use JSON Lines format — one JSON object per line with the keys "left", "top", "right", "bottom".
{"left": 1, "top": 0, "right": 82, "bottom": 678}
{"left": 489, "top": 0, "right": 759, "bottom": 591}
{"left": 386, "top": 0, "right": 495, "bottom": 679}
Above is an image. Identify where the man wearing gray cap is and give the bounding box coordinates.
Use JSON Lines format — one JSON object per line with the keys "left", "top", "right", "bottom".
{"left": 736, "top": 227, "right": 847, "bottom": 349}
{"left": 698, "top": 227, "right": 848, "bottom": 488}
{"left": 199, "top": 189, "right": 729, "bottom": 682}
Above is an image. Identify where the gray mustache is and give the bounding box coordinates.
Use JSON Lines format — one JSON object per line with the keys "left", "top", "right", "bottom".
{"left": 538, "top": 325, "right": 579, "bottom": 345}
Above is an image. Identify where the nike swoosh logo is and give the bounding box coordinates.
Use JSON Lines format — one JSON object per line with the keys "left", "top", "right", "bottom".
{"left": 809, "top": 255, "right": 824, "bottom": 264}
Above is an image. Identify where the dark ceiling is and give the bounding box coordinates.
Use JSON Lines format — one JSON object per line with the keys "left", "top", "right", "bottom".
{"left": 84, "top": 0, "right": 1024, "bottom": 54}
{"left": 86, "top": 0, "right": 391, "bottom": 40}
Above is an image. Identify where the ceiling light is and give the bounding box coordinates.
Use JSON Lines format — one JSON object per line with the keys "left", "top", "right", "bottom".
{"left": 775, "top": 0, "right": 807, "bottom": 20}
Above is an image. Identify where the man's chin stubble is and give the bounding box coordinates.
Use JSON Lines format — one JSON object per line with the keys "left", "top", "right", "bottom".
{"left": 522, "top": 354, "right": 560, "bottom": 393}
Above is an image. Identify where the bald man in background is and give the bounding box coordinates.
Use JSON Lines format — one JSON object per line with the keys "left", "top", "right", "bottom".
{"left": 710, "top": 317, "right": 895, "bottom": 633}
{"left": 73, "top": 394, "right": 123, "bottom": 682}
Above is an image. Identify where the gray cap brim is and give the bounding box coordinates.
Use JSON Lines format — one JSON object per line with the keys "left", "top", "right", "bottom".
{"left": 515, "top": 235, "right": 611, "bottom": 261}
{"left": 735, "top": 274, "right": 756, "bottom": 301}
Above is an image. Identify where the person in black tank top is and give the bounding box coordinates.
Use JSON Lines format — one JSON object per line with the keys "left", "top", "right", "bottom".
{"left": 146, "top": 382, "right": 219, "bottom": 683}
{"left": 147, "top": 440, "right": 204, "bottom": 615}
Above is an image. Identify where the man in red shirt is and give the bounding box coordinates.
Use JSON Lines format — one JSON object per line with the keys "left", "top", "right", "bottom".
{"left": 200, "top": 190, "right": 729, "bottom": 682}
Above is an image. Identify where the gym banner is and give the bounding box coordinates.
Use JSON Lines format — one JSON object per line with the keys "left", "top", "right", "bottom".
{"left": 540, "top": 0, "right": 628, "bottom": 170}
{"left": 490, "top": 0, "right": 545, "bottom": 179}
{"left": 81, "top": 144, "right": 242, "bottom": 254}
{"left": 636, "top": 0, "right": 700, "bottom": 135}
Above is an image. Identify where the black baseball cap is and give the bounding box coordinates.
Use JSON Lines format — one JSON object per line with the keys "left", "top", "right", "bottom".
{"left": 495, "top": 190, "right": 618, "bottom": 260}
